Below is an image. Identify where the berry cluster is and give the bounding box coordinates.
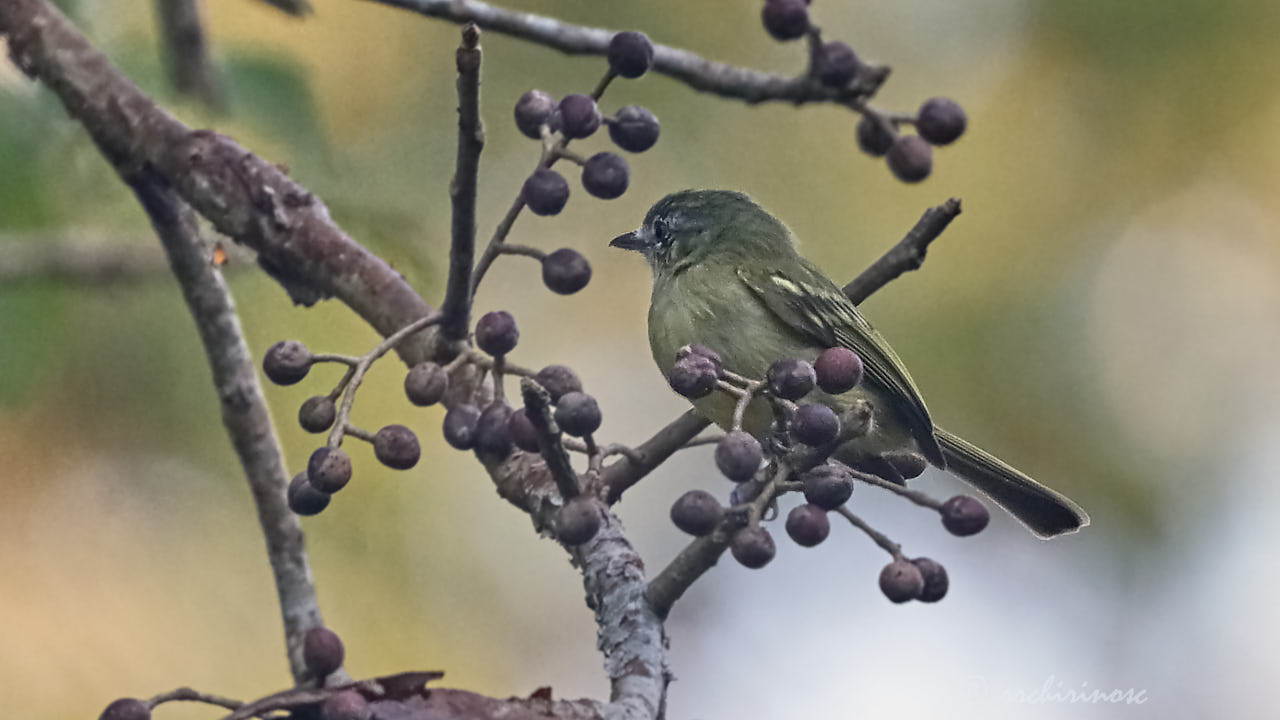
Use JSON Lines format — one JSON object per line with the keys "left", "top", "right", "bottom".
{"left": 759, "top": 0, "right": 968, "bottom": 183}
{"left": 514, "top": 32, "right": 660, "bottom": 215}
{"left": 664, "top": 341, "right": 988, "bottom": 602}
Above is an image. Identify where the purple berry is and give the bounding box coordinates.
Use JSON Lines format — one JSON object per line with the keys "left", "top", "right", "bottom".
{"left": 288, "top": 471, "right": 331, "bottom": 516}
{"left": 668, "top": 354, "right": 719, "bottom": 399}
{"left": 99, "top": 699, "right": 150, "bottom": 720}
{"left": 514, "top": 89, "right": 556, "bottom": 140}
{"left": 474, "top": 404, "right": 514, "bottom": 458}
{"left": 814, "top": 347, "right": 864, "bottom": 393}
{"left": 307, "top": 446, "right": 352, "bottom": 493}
{"left": 607, "top": 31, "right": 655, "bottom": 78}
{"left": 731, "top": 526, "right": 776, "bottom": 569}
{"left": 879, "top": 559, "right": 925, "bottom": 603}
{"left": 555, "top": 496, "right": 601, "bottom": 545}
{"left": 766, "top": 358, "right": 815, "bottom": 400}
{"left": 554, "top": 391, "right": 602, "bottom": 437}
{"left": 298, "top": 395, "right": 336, "bottom": 433}
{"left": 374, "top": 424, "right": 420, "bottom": 470}
{"left": 535, "top": 365, "right": 583, "bottom": 402}
{"left": 792, "top": 403, "right": 840, "bottom": 446}
{"left": 558, "top": 94, "right": 602, "bottom": 139}
{"left": 404, "top": 362, "right": 449, "bottom": 406}
{"left": 303, "top": 626, "right": 345, "bottom": 678}
{"left": 263, "top": 340, "right": 311, "bottom": 385}
{"left": 912, "top": 557, "right": 949, "bottom": 602}
{"left": 507, "top": 407, "right": 541, "bottom": 453}
{"left": 715, "top": 431, "right": 763, "bottom": 482}
{"left": 785, "top": 504, "right": 830, "bottom": 547}
{"left": 582, "top": 152, "right": 630, "bottom": 200}
{"left": 887, "top": 135, "right": 933, "bottom": 183}
{"left": 443, "top": 403, "right": 482, "bottom": 450}
{"left": 816, "top": 41, "right": 860, "bottom": 87}
{"left": 762, "top": 0, "right": 809, "bottom": 41}
{"left": 522, "top": 168, "right": 570, "bottom": 215}
{"left": 917, "top": 97, "right": 967, "bottom": 146}
{"left": 542, "top": 248, "right": 592, "bottom": 295}
{"left": 670, "top": 490, "right": 721, "bottom": 536}
{"left": 856, "top": 115, "right": 896, "bottom": 157}
{"left": 475, "top": 310, "right": 519, "bottom": 356}
{"left": 608, "top": 105, "right": 660, "bottom": 152}
{"left": 802, "top": 464, "right": 854, "bottom": 510}
{"left": 941, "top": 495, "right": 990, "bottom": 536}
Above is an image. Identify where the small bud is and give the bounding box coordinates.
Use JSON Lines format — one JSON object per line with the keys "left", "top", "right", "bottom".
{"left": 507, "top": 407, "right": 541, "bottom": 453}
{"left": 535, "top": 365, "right": 583, "bottom": 402}
{"left": 474, "top": 403, "right": 514, "bottom": 458}
{"left": 814, "top": 347, "right": 864, "bottom": 394}
{"left": 731, "top": 526, "right": 776, "bottom": 569}
{"left": 475, "top": 310, "right": 519, "bottom": 356}
{"left": 802, "top": 464, "right": 854, "bottom": 510}
{"left": 940, "top": 495, "right": 990, "bottom": 536}
{"left": 558, "top": 94, "right": 602, "bottom": 139}
{"left": 522, "top": 168, "right": 570, "bottom": 216}
{"left": 879, "top": 559, "right": 925, "bottom": 603}
{"left": 911, "top": 557, "right": 949, "bottom": 602}
{"left": 263, "top": 340, "right": 311, "bottom": 385}
{"left": 303, "top": 626, "right": 345, "bottom": 678}
{"left": 676, "top": 343, "right": 722, "bottom": 372}
{"left": 715, "top": 431, "right": 764, "bottom": 482}
{"left": 542, "top": 248, "right": 592, "bottom": 295}
{"left": 404, "top": 362, "right": 449, "bottom": 406}
{"left": 816, "top": 41, "right": 860, "bottom": 88}
{"left": 607, "top": 31, "right": 655, "bottom": 79}
{"left": 374, "top": 424, "right": 420, "bottom": 470}
{"left": 299, "top": 395, "right": 336, "bottom": 433}
{"left": 555, "top": 496, "right": 601, "bottom": 545}
{"left": 321, "top": 690, "right": 371, "bottom": 720}
{"left": 288, "top": 471, "right": 331, "bottom": 516}
{"left": 766, "top": 358, "right": 815, "bottom": 400}
{"left": 608, "top": 105, "right": 660, "bottom": 153}
{"left": 792, "top": 403, "right": 840, "bottom": 446}
{"left": 785, "top": 503, "right": 830, "bottom": 547}
{"left": 670, "top": 490, "right": 721, "bottom": 536}
{"left": 916, "top": 97, "right": 967, "bottom": 146}
{"left": 887, "top": 135, "right": 933, "bottom": 183}
{"left": 582, "top": 152, "right": 630, "bottom": 200}
{"left": 762, "top": 0, "right": 809, "bottom": 41}
{"left": 514, "top": 89, "right": 556, "bottom": 139}
{"left": 554, "top": 391, "right": 602, "bottom": 437}
{"left": 668, "top": 354, "right": 719, "bottom": 399}
{"left": 443, "top": 403, "right": 482, "bottom": 450}
{"left": 99, "top": 698, "right": 150, "bottom": 720}
{"left": 856, "top": 115, "right": 896, "bottom": 157}
{"left": 307, "top": 447, "right": 352, "bottom": 493}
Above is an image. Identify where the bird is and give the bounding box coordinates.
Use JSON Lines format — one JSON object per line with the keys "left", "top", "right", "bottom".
{"left": 610, "top": 189, "right": 1088, "bottom": 538}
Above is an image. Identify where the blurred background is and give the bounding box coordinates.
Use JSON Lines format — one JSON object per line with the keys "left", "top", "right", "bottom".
{"left": 3, "top": 0, "right": 1278, "bottom": 718}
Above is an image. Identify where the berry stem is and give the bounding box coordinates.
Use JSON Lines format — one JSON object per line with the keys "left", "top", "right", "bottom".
{"left": 848, "top": 467, "right": 944, "bottom": 510}
{"left": 147, "top": 687, "right": 244, "bottom": 711}
{"left": 496, "top": 243, "right": 549, "bottom": 261}
{"left": 836, "top": 505, "right": 906, "bottom": 561}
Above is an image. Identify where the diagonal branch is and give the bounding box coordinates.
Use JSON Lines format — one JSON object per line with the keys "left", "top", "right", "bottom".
{"left": 602, "top": 410, "right": 710, "bottom": 504}
{"left": 843, "top": 198, "right": 962, "bottom": 305}
{"left": 153, "top": 0, "right": 223, "bottom": 109}
{"left": 441, "top": 23, "right": 484, "bottom": 341}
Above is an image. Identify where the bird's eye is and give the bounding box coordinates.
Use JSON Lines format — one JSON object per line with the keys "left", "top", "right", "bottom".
{"left": 653, "top": 218, "right": 670, "bottom": 242}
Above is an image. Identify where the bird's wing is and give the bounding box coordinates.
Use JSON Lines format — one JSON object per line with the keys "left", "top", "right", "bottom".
{"left": 735, "top": 260, "right": 945, "bottom": 465}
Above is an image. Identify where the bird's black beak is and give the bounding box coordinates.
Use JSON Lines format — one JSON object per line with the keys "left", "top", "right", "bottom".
{"left": 609, "top": 230, "right": 650, "bottom": 252}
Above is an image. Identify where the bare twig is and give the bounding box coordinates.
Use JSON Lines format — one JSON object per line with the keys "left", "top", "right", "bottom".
{"left": 148, "top": 687, "right": 243, "bottom": 711}
{"left": 602, "top": 410, "right": 711, "bottom": 504}
{"left": 837, "top": 505, "right": 904, "bottom": 561}
{"left": 520, "top": 379, "right": 580, "bottom": 499}
{"left": 126, "top": 173, "right": 330, "bottom": 684}
{"left": 441, "top": 23, "right": 483, "bottom": 341}
{"left": 255, "top": 0, "right": 313, "bottom": 15}
{"left": 153, "top": 0, "right": 223, "bottom": 109}
{"left": 847, "top": 467, "right": 944, "bottom": 510}
{"left": 843, "top": 198, "right": 962, "bottom": 305}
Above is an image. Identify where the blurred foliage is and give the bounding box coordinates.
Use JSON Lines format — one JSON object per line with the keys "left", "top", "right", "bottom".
{"left": 2, "top": 1, "right": 1278, "bottom": 718}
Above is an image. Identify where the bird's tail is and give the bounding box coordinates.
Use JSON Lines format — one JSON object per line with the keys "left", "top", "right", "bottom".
{"left": 935, "top": 426, "right": 1089, "bottom": 538}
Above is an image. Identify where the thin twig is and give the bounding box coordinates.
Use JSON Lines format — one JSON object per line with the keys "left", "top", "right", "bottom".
{"left": 520, "top": 378, "right": 580, "bottom": 499}
{"left": 148, "top": 687, "right": 243, "bottom": 711}
{"left": 843, "top": 198, "right": 962, "bottom": 305}
{"left": 441, "top": 23, "right": 483, "bottom": 341}
{"left": 847, "top": 466, "right": 943, "bottom": 510}
{"left": 602, "top": 410, "right": 711, "bottom": 504}
{"left": 837, "top": 505, "right": 904, "bottom": 560}
{"left": 153, "top": 0, "right": 223, "bottom": 109}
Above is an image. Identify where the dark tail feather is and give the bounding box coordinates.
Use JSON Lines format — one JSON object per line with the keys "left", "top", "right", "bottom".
{"left": 935, "top": 427, "right": 1089, "bottom": 538}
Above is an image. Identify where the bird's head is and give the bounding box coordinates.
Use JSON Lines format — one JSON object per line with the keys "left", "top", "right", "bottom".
{"left": 610, "top": 189, "right": 793, "bottom": 278}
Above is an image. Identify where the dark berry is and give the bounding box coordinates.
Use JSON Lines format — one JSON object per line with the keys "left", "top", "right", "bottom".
{"left": 802, "top": 464, "right": 854, "bottom": 510}
{"left": 816, "top": 41, "right": 860, "bottom": 88}
{"left": 670, "top": 490, "right": 721, "bottom": 536}
{"left": 443, "top": 404, "right": 482, "bottom": 450}
{"left": 668, "top": 354, "right": 719, "bottom": 399}
{"left": 856, "top": 115, "right": 896, "bottom": 157}
{"left": 288, "top": 471, "right": 331, "bottom": 516}
{"left": 542, "top": 248, "right": 592, "bottom": 294}
{"left": 917, "top": 97, "right": 967, "bottom": 146}
{"left": 303, "top": 626, "right": 345, "bottom": 678}
{"left": 792, "top": 403, "right": 841, "bottom": 446}
{"left": 912, "top": 557, "right": 949, "bottom": 602}
{"left": 941, "top": 495, "right": 990, "bottom": 536}
{"left": 374, "top": 424, "right": 420, "bottom": 470}
{"left": 676, "top": 343, "right": 722, "bottom": 371}
{"left": 766, "top": 358, "right": 815, "bottom": 400}
{"left": 507, "top": 407, "right": 541, "bottom": 453}
{"left": 535, "top": 365, "right": 583, "bottom": 402}
{"left": 321, "top": 690, "right": 371, "bottom": 720}
{"left": 99, "top": 698, "right": 150, "bottom": 720}
{"left": 582, "top": 152, "right": 630, "bottom": 200}
{"left": 879, "top": 559, "right": 925, "bottom": 603}
{"left": 785, "top": 504, "right": 830, "bottom": 547}
{"left": 263, "top": 340, "right": 311, "bottom": 385}
{"left": 558, "top": 94, "right": 601, "bottom": 139}
{"left": 762, "top": 0, "right": 809, "bottom": 41}
{"left": 298, "top": 395, "right": 336, "bottom": 433}
{"left": 715, "top": 431, "right": 763, "bottom": 482}
{"left": 554, "top": 391, "right": 602, "bottom": 437}
{"left": 475, "top": 310, "right": 519, "bottom": 356}
{"left": 514, "top": 89, "right": 556, "bottom": 139}
{"left": 474, "top": 404, "right": 514, "bottom": 458}
{"left": 887, "top": 135, "right": 933, "bottom": 183}
{"left": 814, "top": 347, "right": 864, "bottom": 393}
{"left": 731, "top": 526, "right": 776, "bottom": 569}
{"left": 607, "top": 31, "right": 655, "bottom": 78}
{"left": 555, "top": 496, "right": 601, "bottom": 545}
{"left": 307, "top": 447, "right": 352, "bottom": 493}
{"left": 404, "top": 362, "right": 449, "bottom": 406}
{"left": 522, "top": 168, "right": 570, "bottom": 216}
{"left": 608, "top": 105, "right": 660, "bottom": 152}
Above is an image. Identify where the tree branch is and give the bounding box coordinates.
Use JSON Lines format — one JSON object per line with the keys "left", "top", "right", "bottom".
{"left": 602, "top": 410, "right": 710, "bottom": 504}
{"left": 441, "top": 23, "right": 483, "bottom": 341}
{"left": 842, "top": 198, "right": 961, "bottom": 305}
{"left": 153, "top": 0, "right": 223, "bottom": 110}
{"left": 0, "top": 236, "right": 253, "bottom": 286}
